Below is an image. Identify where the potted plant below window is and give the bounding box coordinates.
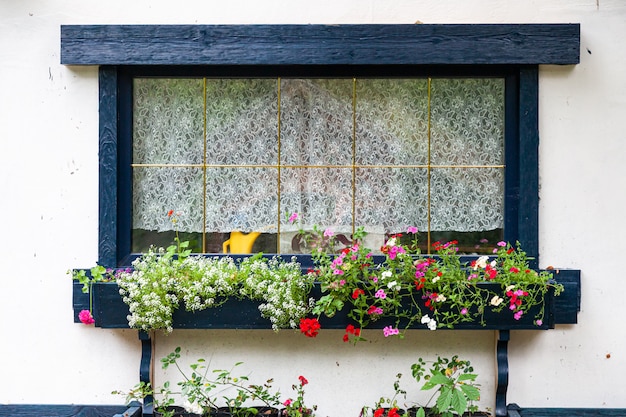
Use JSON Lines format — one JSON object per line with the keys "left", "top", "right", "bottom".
{"left": 361, "top": 356, "right": 490, "bottom": 417}
{"left": 114, "top": 347, "right": 316, "bottom": 417}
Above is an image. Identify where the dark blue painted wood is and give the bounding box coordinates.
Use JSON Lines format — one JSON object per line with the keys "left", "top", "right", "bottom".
{"left": 517, "top": 67, "right": 540, "bottom": 268}
{"left": 138, "top": 332, "right": 153, "bottom": 417}
{"left": 98, "top": 67, "right": 118, "bottom": 268}
{"left": 61, "top": 24, "right": 580, "bottom": 66}
{"left": 496, "top": 330, "right": 511, "bottom": 417}
{"left": 113, "top": 403, "right": 142, "bottom": 417}
{"left": 507, "top": 404, "right": 626, "bottom": 416}
{"left": 78, "top": 279, "right": 569, "bottom": 330}
{"left": 551, "top": 269, "right": 581, "bottom": 324}
{"left": 0, "top": 404, "right": 130, "bottom": 416}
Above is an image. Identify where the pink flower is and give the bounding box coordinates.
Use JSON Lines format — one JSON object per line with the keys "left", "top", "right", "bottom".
{"left": 514, "top": 310, "right": 524, "bottom": 320}
{"left": 288, "top": 212, "right": 298, "bottom": 223}
{"left": 283, "top": 399, "right": 292, "bottom": 407}
{"left": 407, "top": 226, "right": 418, "bottom": 234}
{"left": 461, "top": 308, "right": 468, "bottom": 315}
{"left": 535, "top": 319, "right": 543, "bottom": 326}
{"left": 383, "top": 326, "right": 399, "bottom": 337}
{"left": 324, "top": 228, "right": 334, "bottom": 237}
{"left": 79, "top": 309, "right": 95, "bottom": 325}
{"left": 497, "top": 241, "right": 507, "bottom": 247}
{"left": 375, "top": 289, "right": 387, "bottom": 299}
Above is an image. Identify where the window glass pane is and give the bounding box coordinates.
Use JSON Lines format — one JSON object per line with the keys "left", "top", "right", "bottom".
{"left": 355, "top": 79, "right": 429, "bottom": 166}
{"left": 430, "top": 78, "right": 504, "bottom": 166}
{"left": 280, "top": 79, "right": 353, "bottom": 166}
{"left": 133, "top": 78, "right": 204, "bottom": 164}
{"left": 132, "top": 78, "right": 205, "bottom": 253}
{"left": 205, "top": 79, "right": 278, "bottom": 165}
{"left": 131, "top": 77, "right": 505, "bottom": 255}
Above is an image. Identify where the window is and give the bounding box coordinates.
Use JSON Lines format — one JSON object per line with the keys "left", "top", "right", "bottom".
{"left": 59, "top": 24, "right": 579, "bottom": 267}
{"left": 130, "top": 76, "right": 507, "bottom": 256}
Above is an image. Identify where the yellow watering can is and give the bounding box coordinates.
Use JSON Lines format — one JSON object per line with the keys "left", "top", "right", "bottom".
{"left": 222, "top": 231, "right": 262, "bottom": 254}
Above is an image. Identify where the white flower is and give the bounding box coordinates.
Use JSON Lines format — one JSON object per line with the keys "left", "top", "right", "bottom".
{"left": 432, "top": 276, "right": 440, "bottom": 283}
{"left": 490, "top": 295, "right": 504, "bottom": 306}
{"left": 386, "top": 237, "right": 397, "bottom": 247}
{"left": 421, "top": 314, "right": 431, "bottom": 324}
{"left": 427, "top": 320, "right": 437, "bottom": 330}
{"left": 435, "top": 294, "right": 447, "bottom": 302}
{"left": 474, "top": 255, "right": 489, "bottom": 270}
{"left": 382, "top": 270, "right": 393, "bottom": 279}
{"left": 183, "top": 401, "right": 203, "bottom": 414}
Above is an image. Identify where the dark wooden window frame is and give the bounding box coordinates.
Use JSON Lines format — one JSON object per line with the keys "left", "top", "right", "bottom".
{"left": 61, "top": 23, "right": 580, "bottom": 268}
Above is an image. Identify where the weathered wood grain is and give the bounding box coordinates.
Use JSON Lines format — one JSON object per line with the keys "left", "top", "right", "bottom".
{"left": 61, "top": 24, "right": 580, "bottom": 66}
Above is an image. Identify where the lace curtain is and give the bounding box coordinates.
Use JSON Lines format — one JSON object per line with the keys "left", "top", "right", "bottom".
{"left": 132, "top": 77, "right": 504, "bottom": 238}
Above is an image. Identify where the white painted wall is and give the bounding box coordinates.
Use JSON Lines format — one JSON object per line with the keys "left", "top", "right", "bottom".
{"left": 1, "top": 0, "right": 624, "bottom": 415}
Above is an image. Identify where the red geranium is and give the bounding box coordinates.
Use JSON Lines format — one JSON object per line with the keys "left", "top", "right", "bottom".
{"left": 299, "top": 318, "right": 321, "bottom": 338}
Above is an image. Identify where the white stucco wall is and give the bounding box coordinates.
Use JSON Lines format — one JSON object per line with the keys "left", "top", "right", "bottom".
{"left": 1, "top": 1, "right": 625, "bottom": 415}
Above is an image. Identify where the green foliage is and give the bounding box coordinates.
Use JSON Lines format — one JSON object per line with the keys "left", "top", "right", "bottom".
{"left": 411, "top": 356, "right": 481, "bottom": 417}
{"left": 116, "top": 347, "right": 310, "bottom": 416}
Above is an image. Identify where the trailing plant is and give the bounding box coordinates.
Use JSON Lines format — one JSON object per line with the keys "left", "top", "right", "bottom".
{"left": 296, "top": 213, "right": 563, "bottom": 342}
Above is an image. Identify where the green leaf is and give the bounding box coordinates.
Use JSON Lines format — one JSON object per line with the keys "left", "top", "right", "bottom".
{"left": 451, "top": 389, "right": 467, "bottom": 415}
{"left": 460, "top": 384, "right": 481, "bottom": 401}
{"left": 429, "top": 372, "right": 452, "bottom": 386}
{"left": 436, "top": 388, "right": 453, "bottom": 412}
{"left": 457, "top": 373, "right": 477, "bottom": 382}
{"left": 415, "top": 407, "right": 425, "bottom": 417}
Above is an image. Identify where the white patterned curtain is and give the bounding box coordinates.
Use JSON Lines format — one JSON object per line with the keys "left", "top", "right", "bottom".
{"left": 132, "top": 77, "right": 504, "bottom": 238}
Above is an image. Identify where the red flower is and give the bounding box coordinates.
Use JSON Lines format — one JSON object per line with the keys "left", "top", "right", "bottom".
{"left": 167, "top": 209, "right": 174, "bottom": 217}
{"left": 352, "top": 288, "right": 365, "bottom": 299}
{"left": 388, "top": 408, "right": 400, "bottom": 417}
{"left": 299, "top": 318, "right": 321, "bottom": 338}
{"left": 414, "top": 278, "right": 426, "bottom": 290}
{"left": 343, "top": 334, "right": 349, "bottom": 342}
{"left": 374, "top": 409, "right": 385, "bottom": 417}
{"left": 298, "top": 375, "right": 308, "bottom": 385}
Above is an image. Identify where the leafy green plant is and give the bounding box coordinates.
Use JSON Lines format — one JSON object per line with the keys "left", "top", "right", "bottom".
{"left": 115, "top": 347, "right": 290, "bottom": 416}
{"left": 410, "top": 356, "right": 481, "bottom": 417}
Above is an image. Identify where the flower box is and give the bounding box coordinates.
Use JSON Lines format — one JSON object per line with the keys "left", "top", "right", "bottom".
{"left": 72, "top": 269, "right": 579, "bottom": 330}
